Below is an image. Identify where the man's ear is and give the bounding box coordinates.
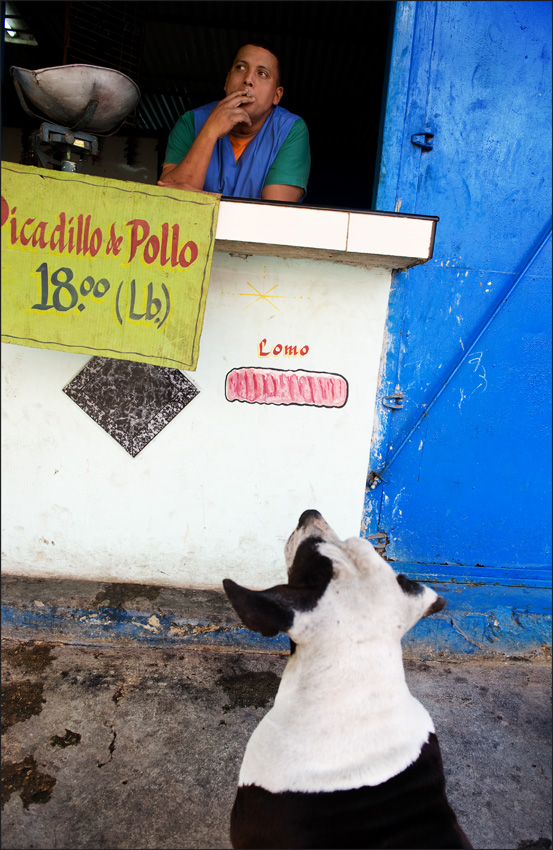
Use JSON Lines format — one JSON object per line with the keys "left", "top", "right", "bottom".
{"left": 223, "top": 578, "right": 295, "bottom": 636}
{"left": 272, "top": 86, "right": 284, "bottom": 106}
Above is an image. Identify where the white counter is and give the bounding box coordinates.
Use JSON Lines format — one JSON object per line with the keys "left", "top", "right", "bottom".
{"left": 215, "top": 199, "right": 437, "bottom": 269}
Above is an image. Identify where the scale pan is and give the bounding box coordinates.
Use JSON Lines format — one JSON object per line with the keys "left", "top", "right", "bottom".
{"left": 10, "top": 64, "right": 140, "bottom": 133}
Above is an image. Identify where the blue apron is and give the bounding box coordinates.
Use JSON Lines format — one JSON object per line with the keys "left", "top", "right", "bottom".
{"left": 193, "top": 103, "right": 300, "bottom": 198}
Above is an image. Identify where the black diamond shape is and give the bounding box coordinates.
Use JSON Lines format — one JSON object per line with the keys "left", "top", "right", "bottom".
{"left": 63, "top": 357, "right": 200, "bottom": 457}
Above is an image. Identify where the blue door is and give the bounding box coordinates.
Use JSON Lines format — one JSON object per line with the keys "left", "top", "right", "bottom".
{"left": 364, "top": 1, "right": 552, "bottom": 591}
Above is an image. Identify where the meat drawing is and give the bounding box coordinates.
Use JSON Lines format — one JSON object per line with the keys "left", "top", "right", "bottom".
{"left": 225, "top": 367, "right": 348, "bottom": 408}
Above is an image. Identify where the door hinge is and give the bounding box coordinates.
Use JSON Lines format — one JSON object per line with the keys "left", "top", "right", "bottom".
{"left": 382, "top": 392, "right": 405, "bottom": 409}
{"left": 411, "top": 132, "right": 434, "bottom": 150}
{"left": 366, "top": 470, "right": 383, "bottom": 490}
{"left": 367, "top": 532, "right": 388, "bottom": 555}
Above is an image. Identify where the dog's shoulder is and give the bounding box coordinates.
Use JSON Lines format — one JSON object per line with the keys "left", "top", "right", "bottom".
{"left": 231, "top": 734, "right": 472, "bottom": 849}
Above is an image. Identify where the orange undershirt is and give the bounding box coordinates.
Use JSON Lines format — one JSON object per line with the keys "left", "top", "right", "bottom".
{"left": 230, "top": 134, "right": 253, "bottom": 161}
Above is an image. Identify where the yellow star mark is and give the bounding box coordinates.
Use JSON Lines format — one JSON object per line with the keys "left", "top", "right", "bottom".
{"left": 238, "top": 281, "right": 289, "bottom": 311}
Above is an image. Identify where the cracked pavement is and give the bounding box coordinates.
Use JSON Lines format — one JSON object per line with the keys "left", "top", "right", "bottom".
{"left": 1, "top": 638, "right": 551, "bottom": 849}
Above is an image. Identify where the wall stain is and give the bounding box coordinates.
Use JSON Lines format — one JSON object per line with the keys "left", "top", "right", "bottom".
{"left": 217, "top": 670, "right": 280, "bottom": 713}
{"left": 50, "top": 729, "right": 81, "bottom": 748}
{"left": 94, "top": 583, "right": 161, "bottom": 608}
{"left": 1, "top": 755, "right": 56, "bottom": 810}
{"left": 1, "top": 681, "right": 45, "bottom": 733}
{"left": 3, "top": 641, "right": 57, "bottom": 673}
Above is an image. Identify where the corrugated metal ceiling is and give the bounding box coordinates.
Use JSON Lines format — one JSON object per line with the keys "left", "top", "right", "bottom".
{"left": 136, "top": 1, "right": 391, "bottom": 134}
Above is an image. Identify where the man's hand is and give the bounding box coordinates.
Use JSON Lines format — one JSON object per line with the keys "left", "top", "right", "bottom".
{"left": 158, "top": 89, "right": 256, "bottom": 192}
{"left": 203, "top": 89, "right": 255, "bottom": 138}
{"left": 157, "top": 178, "right": 206, "bottom": 193}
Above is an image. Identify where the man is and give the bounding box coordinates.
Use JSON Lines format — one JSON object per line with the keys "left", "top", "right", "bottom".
{"left": 158, "top": 41, "right": 310, "bottom": 202}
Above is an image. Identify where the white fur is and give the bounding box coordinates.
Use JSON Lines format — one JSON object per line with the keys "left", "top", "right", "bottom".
{"left": 239, "top": 518, "right": 441, "bottom": 794}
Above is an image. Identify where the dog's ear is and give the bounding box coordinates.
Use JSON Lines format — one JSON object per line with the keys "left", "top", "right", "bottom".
{"left": 223, "top": 578, "right": 297, "bottom": 636}
{"left": 395, "top": 574, "right": 446, "bottom": 634}
{"left": 396, "top": 574, "right": 446, "bottom": 617}
{"left": 423, "top": 594, "right": 446, "bottom": 617}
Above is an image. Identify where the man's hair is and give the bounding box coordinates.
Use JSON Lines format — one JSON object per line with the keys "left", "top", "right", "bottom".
{"left": 234, "top": 39, "right": 283, "bottom": 87}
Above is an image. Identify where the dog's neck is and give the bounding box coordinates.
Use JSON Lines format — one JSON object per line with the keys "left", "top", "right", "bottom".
{"left": 238, "top": 638, "right": 434, "bottom": 794}
{"left": 288, "top": 632, "right": 406, "bottom": 676}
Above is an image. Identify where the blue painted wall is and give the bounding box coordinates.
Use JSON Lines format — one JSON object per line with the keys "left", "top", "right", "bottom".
{"left": 364, "top": 2, "right": 552, "bottom": 600}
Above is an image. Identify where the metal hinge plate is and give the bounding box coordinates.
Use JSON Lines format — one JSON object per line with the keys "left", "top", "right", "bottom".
{"left": 367, "top": 532, "right": 388, "bottom": 554}
{"left": 382, "top": 392, "right": 405, "bottom": 409}
{"left": 411, "top": 132, "right": 434, "bottom": 150}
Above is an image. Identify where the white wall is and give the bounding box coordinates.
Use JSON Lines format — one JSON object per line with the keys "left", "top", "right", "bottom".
{"left": 1, "top": 251, "right": 391, "bottom": 590}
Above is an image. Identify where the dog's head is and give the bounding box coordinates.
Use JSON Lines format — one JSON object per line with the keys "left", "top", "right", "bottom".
{"left": 223, "top": 510, "right": 446, "bottom": 645}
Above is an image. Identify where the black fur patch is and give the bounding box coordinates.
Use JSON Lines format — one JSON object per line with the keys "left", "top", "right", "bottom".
{"left": 223, "top": 580, "right": 295, "bottom": 637}
{"left": 223, "top": 536, "right": 334, "bottom": 637}
{"left": 396, "top": 574, "right": 424, "bottom": 595}
{"left": 287, "top": 538, "right": 334, "bottom": 608}
{"left": 230, "top": 734, "right": 472, "bottom": 849}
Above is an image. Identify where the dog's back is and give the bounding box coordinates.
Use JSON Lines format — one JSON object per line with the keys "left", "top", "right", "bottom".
{"left": 224, "top": 510, "right": 472, "bottom": 849}
{"left": 231, "top": 734, "right": 470, "bottom": 849}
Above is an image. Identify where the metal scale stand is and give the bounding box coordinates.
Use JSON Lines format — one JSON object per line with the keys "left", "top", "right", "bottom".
{"left": 10, "top": 63, "right": 141, "bottom": 172}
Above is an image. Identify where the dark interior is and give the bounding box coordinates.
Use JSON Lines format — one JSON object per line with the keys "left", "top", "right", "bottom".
{"left": 1, "top": 1, "right": 394, "bottom": 210}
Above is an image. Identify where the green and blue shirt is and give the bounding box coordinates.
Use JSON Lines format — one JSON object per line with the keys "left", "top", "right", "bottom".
{"left": 164, "top": 103, "right": 310, "bottom": 199}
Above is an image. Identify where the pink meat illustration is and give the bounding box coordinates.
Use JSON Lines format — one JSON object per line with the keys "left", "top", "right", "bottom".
{"left": 225, "top": 367, "right": 348, "bottom": 408}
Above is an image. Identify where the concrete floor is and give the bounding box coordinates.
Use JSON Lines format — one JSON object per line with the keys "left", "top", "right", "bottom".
{"left": 1, "top": 638, "right": 551, "bottom": 850}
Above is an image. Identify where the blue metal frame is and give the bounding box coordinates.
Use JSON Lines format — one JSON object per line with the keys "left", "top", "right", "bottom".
{"left": 365, "top": 1, "right": 552, "bottom": 597}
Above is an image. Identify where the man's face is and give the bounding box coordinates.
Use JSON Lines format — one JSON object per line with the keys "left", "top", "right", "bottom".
{"left": 224, "top": 45, "right": 283, "bottom": 125}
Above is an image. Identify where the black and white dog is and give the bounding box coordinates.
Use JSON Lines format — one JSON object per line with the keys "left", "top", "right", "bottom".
{"left": 223, "top": 509, "right": 472, "bottom": 849}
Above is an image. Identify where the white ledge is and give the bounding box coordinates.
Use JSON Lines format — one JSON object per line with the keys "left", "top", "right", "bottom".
{"left": 214, "top": 200, "right": 438, "bottom": 270}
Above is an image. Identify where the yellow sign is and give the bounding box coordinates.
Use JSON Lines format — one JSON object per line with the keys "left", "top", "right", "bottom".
{"left": 1, "top": 163, "right": 220, "bottom": 370}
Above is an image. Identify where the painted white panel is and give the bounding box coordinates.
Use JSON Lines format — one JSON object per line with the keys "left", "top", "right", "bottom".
{"left": 215, "top": 202, "right": 349, "bottom": 250}
{"left": 347, "top": 213, "right": 434, "bottom": 259}
{"left": 1, "top": 254, "right": 392, "bottom": 590}
{"left": 214, "top": 203, "right": 436, "bottom": 269}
